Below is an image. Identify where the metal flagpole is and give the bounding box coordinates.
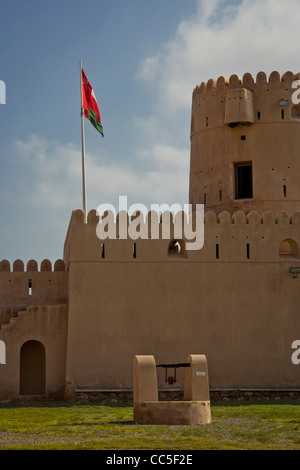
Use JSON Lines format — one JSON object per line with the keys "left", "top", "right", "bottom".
{"left": 79, "top": 60, "right": 87, "bottom": 223}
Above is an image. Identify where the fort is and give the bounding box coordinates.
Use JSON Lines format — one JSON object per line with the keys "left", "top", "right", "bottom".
{"left": 0, "top": 70, "right": 300, "bottom": 402}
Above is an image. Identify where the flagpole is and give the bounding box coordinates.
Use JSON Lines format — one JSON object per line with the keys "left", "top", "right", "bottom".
{"left": 79, "top": 60, "right": 87, "bottom": 223}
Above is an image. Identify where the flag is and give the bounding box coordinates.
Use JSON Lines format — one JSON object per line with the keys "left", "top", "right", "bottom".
{"left": 81, "top": 69, "right": 104, "bottom": 137}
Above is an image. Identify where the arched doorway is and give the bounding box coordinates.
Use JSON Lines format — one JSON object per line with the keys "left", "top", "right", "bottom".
{"left": 20, "top": 340, "right": 46, "bottom": 395}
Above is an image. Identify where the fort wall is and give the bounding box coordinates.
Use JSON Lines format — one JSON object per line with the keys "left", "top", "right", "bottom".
{"left": 1, "top": 70, "right": 300, "bottom": 401}
{"left": 0, "top": 304, "right": 68, "bottom": 401}
{"left": 64, "top": 209, "right": 300, "bottom": 393}
{"left": 0, "top": 259, "right": 68, "bottom": 310}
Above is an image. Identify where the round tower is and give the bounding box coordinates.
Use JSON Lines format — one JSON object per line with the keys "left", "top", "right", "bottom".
{"left": 189, "top": 71, "right": 300, "bottom": 215}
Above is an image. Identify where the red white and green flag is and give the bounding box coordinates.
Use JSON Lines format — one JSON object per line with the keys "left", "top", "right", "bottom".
{"left": 81, "top": 69, "right": 104, "bottom": 137}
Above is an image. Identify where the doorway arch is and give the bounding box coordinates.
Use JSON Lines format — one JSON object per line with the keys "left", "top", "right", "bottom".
{"left": 20, "top": 340, "right": 46, "bottom": 395}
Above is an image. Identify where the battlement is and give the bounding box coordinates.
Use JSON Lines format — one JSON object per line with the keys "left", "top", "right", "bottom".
{"left": 191, "top": 70, "right": 300, "bottom": 133}
{"left": 193, "top": 70, "right": 300, "bottom": 96}
{"left": 63, "top": 208, "right": 300, "bottom": 265}
{"left": 0, "top": 258, "right": 68, "bottom": 310}
{"left": 66, "top": 208, "right": 300, "bottom": 227}
{"left": 0, "top": 258, "right": 66, "bottom": 272}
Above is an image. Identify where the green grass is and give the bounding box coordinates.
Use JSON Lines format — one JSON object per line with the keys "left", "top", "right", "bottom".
{"left": 0, "top": 401, "right": 299, "bottom": 450}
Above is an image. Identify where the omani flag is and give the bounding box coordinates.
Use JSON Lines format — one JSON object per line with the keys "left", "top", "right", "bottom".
{"left": 81, "top": 69, "right": 104, "bottom": 137}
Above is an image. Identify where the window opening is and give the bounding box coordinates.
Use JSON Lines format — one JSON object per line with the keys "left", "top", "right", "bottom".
{"left": 283, "top": 185, "right": 287, "bottom": 198}
{"left": 168, "top": 240, "right": 183, "bottom": 257}
{"left": 279, "top": 239, "right": 299, "bottom": 258}
{"left": 234, "top": 162, "right": 253, "bottom": 199}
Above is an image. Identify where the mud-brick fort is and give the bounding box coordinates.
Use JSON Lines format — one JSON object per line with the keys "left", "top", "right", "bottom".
{"left": 1, "top": 70, "right": 300, "bottom": 402}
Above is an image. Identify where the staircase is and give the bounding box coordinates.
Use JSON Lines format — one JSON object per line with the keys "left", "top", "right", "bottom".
{"left": 0, "top": 307, "right": 26, "bottom": 330}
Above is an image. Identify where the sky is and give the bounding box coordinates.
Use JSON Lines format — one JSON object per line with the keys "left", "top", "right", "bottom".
{"left": 0, "top": 0, "right": 300, "bottom": 265}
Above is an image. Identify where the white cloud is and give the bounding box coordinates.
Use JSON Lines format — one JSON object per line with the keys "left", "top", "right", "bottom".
{"left": 13, "top": 134, "right": 189, "bottom": 213}
{"left": 137, "top": 0, "right": 300, "bottom": 113}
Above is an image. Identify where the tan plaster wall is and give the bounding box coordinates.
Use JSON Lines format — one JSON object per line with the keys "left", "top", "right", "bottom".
{"left": 64, "top": 210, "right": 300, "bottom": 391}
{"left": 0, "top": 304, "right": 68, "bottom": 400}
{"left": 0, "top": 259, "right": 68, "bottom": 310}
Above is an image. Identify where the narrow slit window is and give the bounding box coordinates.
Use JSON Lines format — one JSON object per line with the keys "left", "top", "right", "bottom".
{"left": 133, "top": 243, "right": 136, "bottom": 259}
{"left": 216, "top": 244, "right": 219, "bottom": 259}
{"left": 219, "top": 189, "right": 222, "bottom": 201}
{"left": 206, "top": 116, "right": 208, "bottom": 127}
{"left": 101, "top": 243, "right": 105, "bottom": 259}
{"left": 257, "top": 111, "right": 261, "bottom": 120}
{"left": 246, "top": 243, "right": 250, "bottom": 259}
{"left": 283, "top": 184, "right": 287, "bottom": 197}
{"left": 204, "top": 193, "right": 207, "bottom": 205}
{"left": 234, "top": 162, "right": 253, "bottom": 199}
{"left": 28, "top": 279, "right": 32, "bottom": 296}
{"left": 281, "top": 109, "right": 284, "bottom": 120}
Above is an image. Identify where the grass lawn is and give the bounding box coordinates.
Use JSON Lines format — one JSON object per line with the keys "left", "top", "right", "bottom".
{"left": 0, "top": 401, "right": 299, "bottom": 450}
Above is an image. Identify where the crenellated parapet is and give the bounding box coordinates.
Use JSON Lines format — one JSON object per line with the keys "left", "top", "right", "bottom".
{"left": 0, "top": 258, "right": 68, "bottom": 309}
{"left": 191, "top": 70, "right": 300, "bottom": 132}
{"left": 63, "top": 208, "right": 300, "bottom": 266}
{"left": 0, "top": 258, "right": 66, "bottom": 272}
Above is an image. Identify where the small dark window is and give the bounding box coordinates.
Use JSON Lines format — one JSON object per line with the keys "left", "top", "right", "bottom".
{"left": 28, "top": 279, "right": 32, "bottom": 296}
{"left": 101, "top": 243, "right": 105, "bottom": 259}
{"left": 281, "top": 109, "right": 284, "bottom": 120}
{"left": 216, "top": 244, "right": 219, "bottom": 259}
{"left": 206, "top": 117, "right": 208, "bottom": 127}
{"left": 133, "top": 243, "right": 136, "bottom": 259}
{"left": 246, "top": 243, "right": 250, "bottom": 259}
{"left": 219, "top": 189, "right": 222, "bottom": 201}
{"left": 234, "top": 162, "right": 253, "bottom": 199}
{"left": 204, "top": 193, "right": 207, "bottom": 205}
{"left": 241, "top": 135, "right": 246, "bottom": 141}
{"left": 283, "top": 185, "right": 287, "bottom": 198}
{"left": 257, "top": 111, "right": 261, "bottom": 120}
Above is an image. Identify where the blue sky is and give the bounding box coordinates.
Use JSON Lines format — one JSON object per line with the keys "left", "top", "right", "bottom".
{"left": 0, "top": 0, "right": 300, "bottom": 265}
